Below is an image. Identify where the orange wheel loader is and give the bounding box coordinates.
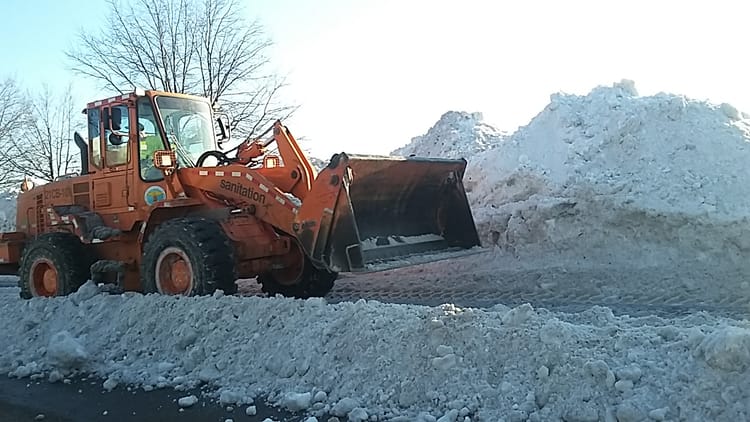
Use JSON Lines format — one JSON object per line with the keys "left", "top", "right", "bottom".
{"left": 0, "top": 90, "right": 480, "bottom": 299}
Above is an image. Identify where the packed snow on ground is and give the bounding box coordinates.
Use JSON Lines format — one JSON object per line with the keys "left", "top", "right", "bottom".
{"left": 2, "top": 288, "right": 750, "bottom": 421}
{"left": 1, "top": 81, "right": 750, "bottom": 421}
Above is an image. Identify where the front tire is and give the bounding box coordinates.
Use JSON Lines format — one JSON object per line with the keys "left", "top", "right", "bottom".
{"left": 141, "top": 218, "right": 237, "bottom": 295}
{"left": 18, "top": 232, "right": 91, "bottom": 299}
{"left": 258, "top": 242, "right": 337, "bottom": 298}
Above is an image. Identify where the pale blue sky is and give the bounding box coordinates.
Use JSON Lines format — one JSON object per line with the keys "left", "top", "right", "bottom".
{"left": 2, "top": 0, "right": 749, "bottom": 158}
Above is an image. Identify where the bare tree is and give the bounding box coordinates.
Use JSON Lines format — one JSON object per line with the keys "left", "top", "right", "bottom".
{"left": 67, "top": 0, "right": 295, "bottom": 141}
{"left": 0, "top": 79, "right": 30, "bottom": 188}
{"left": 1, "top": 85, "right": 81, "bottom": 183}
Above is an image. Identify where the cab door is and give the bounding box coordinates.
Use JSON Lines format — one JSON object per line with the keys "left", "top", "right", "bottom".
{"left": 93, "top": 102, "right": 137, "bottom": 231}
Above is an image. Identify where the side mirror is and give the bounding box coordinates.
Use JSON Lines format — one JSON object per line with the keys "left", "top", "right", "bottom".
{"left": 153, "top": 150, "right": 177, "bottom": 173}
{"left": 108, "top": 131, "right": 125, "bottom": 146}
{"left": 111, "top": 107, "right": 122, "bottom": 130}
{"left": 102, "top": 107, "right": 123, "bottom": 131}
{"left": 216, "top": 114, "right": 231, "bottom": 144}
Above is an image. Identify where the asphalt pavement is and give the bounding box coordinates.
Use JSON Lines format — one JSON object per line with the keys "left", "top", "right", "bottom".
{"left": 0, "top": 376, "right": 300, "bottom": 422}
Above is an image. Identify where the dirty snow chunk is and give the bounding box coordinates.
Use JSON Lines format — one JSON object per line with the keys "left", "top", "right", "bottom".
{"left": 614, "top": 379, "right": 633, "bottom": 392}
{"left": 348, "top": 407, "right": 368, "bottom": 422}
{"left": 437, "top": 409, "right": 459, "bottom": 422}
{"left": 177, "top": 395, "right": 199, "bottom": 408}
{"left": 583, "top": 359, "right": 615, "bottom": 387}
{"left": 417, "top": 412, "right": 437, "bottom": 422}
{"left": 303, "top": 417, "right": 319, "bottom": 422}
{"left": 47, "top": 331, "right": 87, "bottom": 369}
{"left": 536, "top": 365, "right": 550, "bottom": 379}
{"left": 70, "top": 280, "right": 101, "bottom": 305}
{"left": 695, "top": 326, "right": 750, "bottom": 371}
{"left": 615, "top": 365, "right": 643, "bottom": 382}
{"left": 102, "top": 377, "right": 118, "bottom": 391}
{"left": 156, "top": 361, "right": 175, "bottom": 373}
{"left": 436, "top": 345, "right": 454, "bottom": 356}
{"left": 245, "top": 406, "right": 257, "bottom": 416}
{"left": 432, "top": 353, "right": 457, "bottom": 370}
{"left": 281, "top": 392, "right": 312, "bottom": 411}
{"left": 218, "top": 389, "right": 244, "bottom": 405}
{"left": 616, "top": 401, "right": 645, "bottom": 422}
{"left": 48, "top": 370, "right": 64, "bottom": 383}
{"left": 331, "top": 397, "right": 358, "bottom": 416}
{"left": 648, "top": 407, "right": 669, "bottom": 420}
{"left": 312, "top": 390, "right": 327, "bottom": 403}
{"left": 539, "top": 319, "right": 572, "bottom": 346}
{"left": 502, "top": 303, "right": 536, "bottom": 326}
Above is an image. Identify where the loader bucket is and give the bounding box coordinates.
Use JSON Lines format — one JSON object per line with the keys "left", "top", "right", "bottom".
{"left": 316, "top": 154, "right": 481, "bottom": 272}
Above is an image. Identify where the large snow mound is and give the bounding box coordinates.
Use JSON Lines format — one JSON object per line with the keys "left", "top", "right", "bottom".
{"left": 468, "top": 80, "right": 750, "bottom": 220}
{"left": 393, "top": 81, "right": 750, "bottom": 264}
{"left": 2, "top": 291, "right": 750, "bottom": 421}
{"left": 392, "top": 111, "right": 507, "bottom": 159}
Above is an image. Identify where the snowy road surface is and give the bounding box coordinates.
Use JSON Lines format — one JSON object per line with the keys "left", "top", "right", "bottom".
{"left": 4, "top": 248, "right": 748, "bottom": 319}
{"left": 0, "top": 375, "right": 299, "bottom": 422}
{"left": 246, "top": 249, "right": 750, "bottom": 319}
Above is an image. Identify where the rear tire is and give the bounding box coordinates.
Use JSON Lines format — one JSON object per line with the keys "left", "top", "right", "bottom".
{"left": 259, "top": 259, "right": 337, "bottom": 299}
{"left": 18, "top": 232, "right": 91, "bottom": 299}
{"left": 141, "top": 218, "right": 237, "bottom": 296}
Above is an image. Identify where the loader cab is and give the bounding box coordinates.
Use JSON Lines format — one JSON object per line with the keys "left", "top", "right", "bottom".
{"left": 82, "top": 91, "right": 225, "bottom": 224}
{"left": 85, "top": 91, "right": 221, "bottom": 177}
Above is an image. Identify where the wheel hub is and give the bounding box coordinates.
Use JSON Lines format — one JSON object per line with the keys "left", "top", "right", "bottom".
{"left": 155, "top": 247, "right": 194, "bottom": 295}
{"left": 31, "top": 259, "right": 58, "bottom": 297}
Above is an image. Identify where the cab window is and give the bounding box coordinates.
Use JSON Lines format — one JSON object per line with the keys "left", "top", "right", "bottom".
{"left": 87, "top": 108, "right": 102, "bottom": 168}
{"left": 105, "top": 104, "right": 129, "bottom": 167}
{"left": 137, "top": 98, "right": 165, "bottom": 181}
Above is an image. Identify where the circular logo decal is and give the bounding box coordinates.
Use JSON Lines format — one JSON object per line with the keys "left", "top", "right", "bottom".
{"left": 144, "top": 185, "right": 167, "bottom": 205}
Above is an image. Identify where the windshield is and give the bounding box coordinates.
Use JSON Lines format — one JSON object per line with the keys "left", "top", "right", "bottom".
{"left": 154, "top": 96, "right": 216, "bottom": 167}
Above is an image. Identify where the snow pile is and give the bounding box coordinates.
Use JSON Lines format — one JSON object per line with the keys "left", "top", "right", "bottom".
{"left": 468, "top": 80, "right": 750, "bottom": 219}
{"left": 1, "top": 292, "right": 750, "bottom": 421}
{"left": 395, "top": 81, "right": 750, "bottom": 264}
{"left": 392, "top": 111, "right": 507, "bottom": 160}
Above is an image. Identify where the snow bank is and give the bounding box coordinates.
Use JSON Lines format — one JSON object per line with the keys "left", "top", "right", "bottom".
{"left": 468, "top": 80, "right": 750, "bottom": 218}
{"left": 1, "top": 292, "right": 749, "bottom": 421}
{"left": 395, "top": 81, "right": 750, "bottom": 264}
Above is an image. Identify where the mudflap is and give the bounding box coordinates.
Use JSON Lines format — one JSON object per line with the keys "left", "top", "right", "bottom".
{"left": 319, "top": 154, "right": 481, "bottom": 272}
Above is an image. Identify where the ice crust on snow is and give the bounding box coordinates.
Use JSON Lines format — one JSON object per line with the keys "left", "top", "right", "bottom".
{"left": 1, "top": 81, "right": 750, "bottom": 420}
